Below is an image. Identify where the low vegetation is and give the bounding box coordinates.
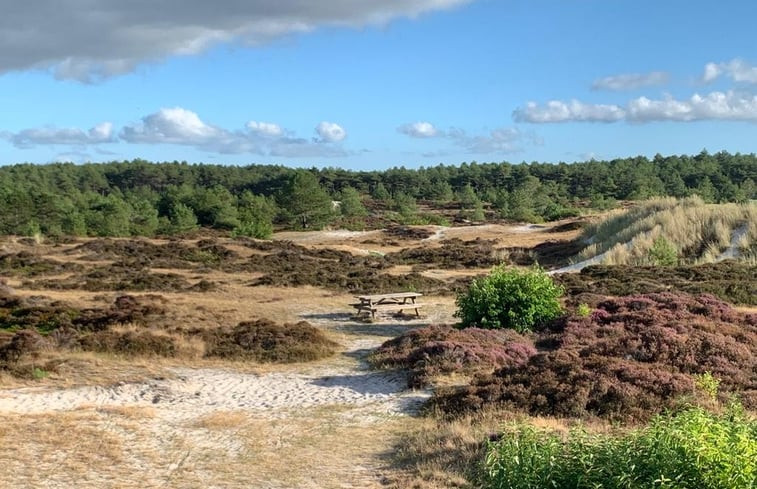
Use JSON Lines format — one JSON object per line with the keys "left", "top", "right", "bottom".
{"left": 576, "top": 197, "right": 757, "bottom": 265}
{"left": 486, "top": 404, "right": 756, "bottom": 489}
{"left": 370, "top": 324, "right": 535, "bottom": 388}
{"left": 201, "top": 319, "right": 338, "bottom": 363}
{"left": 557, "top": 261, "right": 757, "bottom": 305}
{"left": 433, "top": 292, "right": 757, "bottom": 420}
{"left": 0, "top": 285, "right": 337, "bottom": 374}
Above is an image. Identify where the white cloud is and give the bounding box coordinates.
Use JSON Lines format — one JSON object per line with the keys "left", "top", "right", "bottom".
{"left": 449, "top": 127, "right": 540, "bottom": 153}
{"left": 3, "top": 107, "right": 349, "bottom": 158}
{"left": 120, "top": 107, "right": 228, "bottom": 145}
{"left": 514, "top": 91, "right": 757, "bottom": 123}
{"left": 315, "top": 121, "right": 346, "bottom": 142}
{"left": 117, "top": 107, "right": 348, "bottom": 156}
{"left": 513, "top": 100, "right": 626, "bottom": 123}
{"left": 591, "top": 71, "right": 669, "bottom": 91}
{"left": 701, "top": 59, "right": 757, "bottom": 84}
{"left": 703, "top": 62, "right": 722, "bottom": 83}
{"left": 627, "top": 91, "right": 757, "bottom": 122}
{"left": 397, "top": 120, "right": 539, "bottom": 154}
{"left": 246, "top": 121, "right": 283, "bottom": 137}
{"left": 0, "top": 1, "right": 471, "bottom": 82}
{"left": 2, "top": 122, "right": 115, "bottom": 148}
{"left": 398, "top": 121, "right": 438, "bottom": 138}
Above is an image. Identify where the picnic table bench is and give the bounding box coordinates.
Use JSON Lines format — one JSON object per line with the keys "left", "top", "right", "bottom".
{"left": 352, "top": 292, "right": 424, "bottom": 319}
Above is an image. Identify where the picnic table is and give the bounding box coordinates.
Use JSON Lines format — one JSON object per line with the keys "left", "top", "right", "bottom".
{"left": 352, "top": 292, "right": 424, "bottom": 319}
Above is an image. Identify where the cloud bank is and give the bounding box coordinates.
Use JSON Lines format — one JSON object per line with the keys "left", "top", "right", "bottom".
{"left": 514, "top": 91, "right": 757, "bottom": 123}
{"left": 1, "top": 122, "right": 115, "bottom": 148}
{"left": 397, "top": 121, "right": 540, "bottom": 153}
{"left": 3, "top": 107, "right": 349, "bottom": 158}
{"left": 702, "top": 59, "right": 757, "bottom": 84}
{"left": 0, "top": 0, "right": 470, "bottom": 82}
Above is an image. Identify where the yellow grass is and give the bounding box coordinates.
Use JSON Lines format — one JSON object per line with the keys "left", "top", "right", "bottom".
{"left": 578, "top": 197, "right": 757, "bottom": 265}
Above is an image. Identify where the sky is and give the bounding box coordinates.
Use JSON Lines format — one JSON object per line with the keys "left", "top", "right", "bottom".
{"left": 1, "top": 0, "right": 757, "bottom": 170}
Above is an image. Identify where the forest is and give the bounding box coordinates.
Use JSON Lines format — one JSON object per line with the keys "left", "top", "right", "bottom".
{"left": 0, "top": 150, "right": 754, "bottom": 238}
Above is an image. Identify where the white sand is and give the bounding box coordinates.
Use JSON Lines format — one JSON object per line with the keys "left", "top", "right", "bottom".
{"left": 0, "top": 340, "right": 429, "bottom": 421}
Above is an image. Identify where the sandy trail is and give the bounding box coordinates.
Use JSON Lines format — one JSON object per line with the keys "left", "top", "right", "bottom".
{"left": 0, "top": 318, "right": 433, "bottom": 489}
{"left": 0, "top": 338, "right": 428, "bottom": 419}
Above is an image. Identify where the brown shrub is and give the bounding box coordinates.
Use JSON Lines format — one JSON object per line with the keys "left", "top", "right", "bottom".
{"left": 27, "top": 262, "right": 195, "bottom": 292}
{"left": 386, "top": 238, "right": 501, "bottom": 269}
{"left": 556, "top": 262, "right": 757, "bottom": 305}
{"left": 78, "top": 327, "right": 179, "bottom": 357}
{"left": 432, "top": 292, "right": 757, "bottom": 420}
{"left": 371, "top": 324, "right": 536, "bottom": 388}
{"left": 0, "top": 329, "right": 51, "bottom": 364}
{"left": 68, "top": 238, "right": 237, "bottom": 269}
{"left": 245, "top": 246, "right": 455, "bottom": 294}
{"left": 73, "top": 294, "right": 168, "bottom": 331}
{"left": 384, "top": 226, "right": 435, "bottom": 240}
{"left": 0, "top": 251, "right": 83, "bottom": 277}
{"left": 0, "top": 293, "right": 167, "bottom": 336}
{"left": 203, "top": 319, "right": 338, "bottom": 363}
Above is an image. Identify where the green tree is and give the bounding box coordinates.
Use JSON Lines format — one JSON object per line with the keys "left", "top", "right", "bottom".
{"left": 429, "top": 180, "right": 454, "bottom": 202}
{"left": 392, "top": 191, "right": 418, "bottom": 220}
{"left": 233, "top": 191, "right": 277, "bottom": 239}
{"left": 84, "top": 194, "right": 132, "bottom": 236}
{"left": 372, "top": 182, "right": 391, "bottom": 201}
{"left": 455, "top": 266, "right": 563, "bottom": 332}
{"left": 191, "top": 185, "right": 239, "bottom": 230}
{"left": 457, "top": 183, "right": 480, "bottom": 209}
{"left": 128, "top": 198, "right": 159, "bottom": 236}
{"left": 164, "top": 202, "right": 199, "bottom": 234}
{"left": 647, "top": 235, "right": 679, "bottom": 266}
{"left": 281, "top": 172, "right": 335, "bottom": 230}
{"left": 338, "top": 186, "right": 368, "bottom": 218}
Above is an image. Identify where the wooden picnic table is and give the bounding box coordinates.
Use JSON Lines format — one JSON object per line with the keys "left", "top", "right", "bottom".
{"left": 353, "top": 292, "right": 424, "bottom": 319}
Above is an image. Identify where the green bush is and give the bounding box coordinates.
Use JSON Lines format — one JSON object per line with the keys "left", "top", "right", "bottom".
{"left": 485, "top": 405, "right": 756, "bottom": 489}
{"left": 648, "top": 235, "right": 679, "bottom": 266}
{"left": 576, "top": 302, "right": 591, "bottom": 317}
{"left": 455, "top": 266, "right": 563, "bottom": 332}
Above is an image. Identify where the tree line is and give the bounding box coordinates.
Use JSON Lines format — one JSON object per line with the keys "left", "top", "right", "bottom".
{"left": 0, "top": 150, "right": 754, "bottom": 238}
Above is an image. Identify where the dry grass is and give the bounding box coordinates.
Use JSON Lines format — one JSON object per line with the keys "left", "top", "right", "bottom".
{"left": 577, "top": 197, "right": 757, "bottom": 265}
{"left": 385, "top": 409, "right": 609, "bottom": 489}
{"left": 0, "top": 404, "right": 416, "bottom": 489}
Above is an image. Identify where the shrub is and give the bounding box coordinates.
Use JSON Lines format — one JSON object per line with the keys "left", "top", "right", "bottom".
{"left": 435, "top": 292, "right": 757, "bottom": 420}
{"left": 576, "top": 303, "right": 591, "bottom": 317}
{"left": 485, "top": 405, "right": 756, "bottom": 489}
{"left": 455, "top": 266, "right": 563, "bottom": 332}
{"left": 370, "top": 324, "right": 536, "bottom": 388}
{"left": 647, "top": 235, "right": 679, "bottom": 265}
{"left": 203, "top": 319, "right": 338, "bottom": 363}
{"left": 79, "top": 327, "right": 180, "bottom": 357}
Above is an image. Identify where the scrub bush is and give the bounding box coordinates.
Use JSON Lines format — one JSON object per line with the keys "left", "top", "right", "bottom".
{"left": 455, "top": 266, "right": 563, "bottom": 332}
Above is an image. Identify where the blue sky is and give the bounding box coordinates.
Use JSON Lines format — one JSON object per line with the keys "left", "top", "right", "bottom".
{"left": 1, "top": 0, "right": 757, "bottom": 169}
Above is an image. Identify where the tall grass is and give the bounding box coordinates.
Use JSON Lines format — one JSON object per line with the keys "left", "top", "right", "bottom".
{"left": 577, "top": 197, "right": 757, "bottom": 265}
{"left": 485, "top": 404, "right": 756, "bottom": 489}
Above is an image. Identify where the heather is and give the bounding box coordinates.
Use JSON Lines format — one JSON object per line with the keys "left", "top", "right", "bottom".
{"left": 202, "top": 319, "right": 339, "bottom": 363}
{"left": 369, "top": 324, "right": 536, "bottom": 388}
{"left": 557, "top": 261, "right": 757, "bottom": 305}
{"left": 433, "top": 292, "right": 757, "bottom": 420}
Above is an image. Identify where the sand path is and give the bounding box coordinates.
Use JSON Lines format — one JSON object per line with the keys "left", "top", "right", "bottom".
{"left": 0, "top": 319, "right": 434, "bottom": 488}
{"left": 0, "top": 338, "right": 428, "bottom": 419}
